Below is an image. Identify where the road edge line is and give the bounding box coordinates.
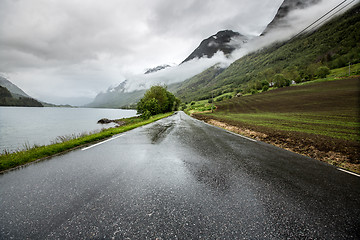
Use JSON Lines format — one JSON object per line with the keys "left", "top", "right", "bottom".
{"left": 337, "top": 168, "right": 360, "bottom": 177}
{"left": 81, "top": 134, "right": 125, "bottom": 151}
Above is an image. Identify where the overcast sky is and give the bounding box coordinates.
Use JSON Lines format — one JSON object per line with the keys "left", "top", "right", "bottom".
{"left": 0, "top": 0, "right": 355, "bottom": 105}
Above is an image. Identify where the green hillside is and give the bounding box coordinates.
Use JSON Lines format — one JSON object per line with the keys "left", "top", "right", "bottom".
{"left": 0, "top": 86, "right": 43, "bottom": 107}
{"left": 173, "top": 3, "right": 360, "bottom": 102}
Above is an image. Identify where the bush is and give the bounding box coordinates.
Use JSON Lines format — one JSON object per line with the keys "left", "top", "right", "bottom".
{"left": 141, "top": 110, "right": 151, "bottom": 120}
{"left": 216, "top": 96, "right": 224, "bottom": 102}
{"left": 316, "top": 66, "right": 331, "bottom": 78}
{"left": 262, "top": 85, "right": 269, "bottom": 92}
{"left": 273, "top": 74, "right": 290, "bottom": 88}
{"left": 142, "top": 98, "right": 160, "bottom": 115}
{"left": 137, "top": 85, "right": 180, "bottom": 116}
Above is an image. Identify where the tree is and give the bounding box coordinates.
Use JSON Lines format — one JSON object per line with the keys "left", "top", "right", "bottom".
{"left": 137, "top": 85, "right": 180, "bottom": 117}
{"left": 273, "top": 74, "right": 290, "bottom": 88}
{"left": 316, "top": 66, "right": 331, "bottom": 78}
{"left": 283, "top": 66, "right": 301, "bottom": 83}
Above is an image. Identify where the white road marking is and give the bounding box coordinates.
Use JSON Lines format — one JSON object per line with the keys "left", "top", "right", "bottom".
{"left": 81, "top": 134, "right": 125, "bottom": 151}
{"left": 337, "top": 168, "right": 360, "bottom": 177}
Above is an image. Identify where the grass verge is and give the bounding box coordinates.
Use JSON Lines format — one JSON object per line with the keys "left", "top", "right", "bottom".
{"left": 0, "top": 112, "right": 173, "bottom": 172}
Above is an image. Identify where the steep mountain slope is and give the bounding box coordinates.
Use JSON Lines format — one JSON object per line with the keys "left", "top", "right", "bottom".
{"left": 86, "top": 80, "right": 145, "bottom": 108}
{"left": 0, "top": 76, "right": 30, "bottom": 98}
{"left": 0, "top": 76, "right": 43, "bottom": 107}
{"left": 261, "top": 0, "right": 321, "bottom": 35}
{"left": 172, "top": 3, "right": 360, "bottom": 102}
{"left": 0, "top": 86, "right": 43, "bottom": 107}
{"left": 169, "top": 64, "right": 225, "bottom": 99}
{"left": 181, "top": 30, "right": 248, "bottom": 63}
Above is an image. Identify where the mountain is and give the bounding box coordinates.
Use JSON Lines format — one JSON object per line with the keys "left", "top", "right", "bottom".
{"left": 0, "top": 75, "right": 43, "bottom": 107}
{"left": 0, "top": 75, "right": 31, "bottom": 99}
{"left": 0, "top": 83, "right": 43, "bottom": 107}
{"left": 144, "top": 65, "right": 171, "bottom": 74}
{"left": 261, "top": 0, "right": 321, "bottom": 35}
{"left": 181, "top": 30, "right": 248, "bottom": 63}
{"left": 86, "top": 80, "right": 145, "bottom": 108}
{"left": 171, "top": 3, "right": 360, "bottom": 102}
{"left": 87, "top": 30, "right": 249, "bottom": 108}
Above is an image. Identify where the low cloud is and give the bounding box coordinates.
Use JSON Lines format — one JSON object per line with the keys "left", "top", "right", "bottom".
{"left": 0, "top": 0, "right": 355, "bottom": 105}
{"left": 123, "top": 51, "right": 231, "bottom": 92}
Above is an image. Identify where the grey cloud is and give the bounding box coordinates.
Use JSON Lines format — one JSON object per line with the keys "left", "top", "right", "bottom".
{"left": 4, "top": 0, "right": 348, "bottom": 106}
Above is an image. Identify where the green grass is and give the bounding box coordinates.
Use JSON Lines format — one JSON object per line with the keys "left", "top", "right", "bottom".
{"left": 202, "top": 77, "right": 360, "bottom": 142}
{"left": 328, "top": 62, "right": 360, "bottom": 78}
{"left": 210, "top": 112, "right": 359, "bottom": 142}
{"left": 0, "top": 112, "right": 173, "bottom": 172}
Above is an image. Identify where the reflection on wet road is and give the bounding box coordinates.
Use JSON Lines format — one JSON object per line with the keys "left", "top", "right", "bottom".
{"left": 1, "top": 111, "right": 359, "bottom": 239}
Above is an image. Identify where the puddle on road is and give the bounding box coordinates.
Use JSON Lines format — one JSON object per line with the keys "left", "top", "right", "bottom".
{"left": 146, "top": 121, "right": 176, "bottom": 144}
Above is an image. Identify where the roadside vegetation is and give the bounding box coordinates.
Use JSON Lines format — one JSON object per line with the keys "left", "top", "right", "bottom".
{"left": 186, "top": 68, "right": 359, "bottom": 173}
{"left": 0, "top": 113, "right": 173, "bottom": 172}
{"left": 137, "top": 85, "right": 180, "bottom": 119}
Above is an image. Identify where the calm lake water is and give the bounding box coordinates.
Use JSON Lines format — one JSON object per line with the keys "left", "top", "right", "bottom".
{"left": 0, "top": 107, "right": 137, "bottom": 153}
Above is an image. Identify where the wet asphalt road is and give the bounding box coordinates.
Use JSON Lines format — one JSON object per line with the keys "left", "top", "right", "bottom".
{"left": 1, "top": 111, "right": 359, "bottom": 239}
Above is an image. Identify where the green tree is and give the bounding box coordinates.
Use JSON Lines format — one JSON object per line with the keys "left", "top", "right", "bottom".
{"left": 137, "top": 85, "right": 180, "bottom": 117}
{"left": 283, "top": 66, "right": 301, "bottom": 83}
{"left": 273, "top": 74, "right": 290, "bottom": 88}
{"left": 316, "top": 66, "right": 331, "bottom": 78}
{"left": 262, "top": 85, "right": 269, "bottom": 92}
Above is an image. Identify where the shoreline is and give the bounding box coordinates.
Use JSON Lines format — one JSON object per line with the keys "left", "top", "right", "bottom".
{"left": 0, "top": 112, "right": 173, "bottom": 173}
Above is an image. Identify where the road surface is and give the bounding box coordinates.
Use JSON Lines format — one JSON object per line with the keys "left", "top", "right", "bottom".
{"left": 1, "top": 111, "right": 359, "bottom": 239}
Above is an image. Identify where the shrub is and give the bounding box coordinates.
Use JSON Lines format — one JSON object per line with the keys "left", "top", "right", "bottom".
{"left": 316, "top": 66, "right": 331, "bottom": 78}
{"left": 141, "top": 110, "right": 151, "bottom": 120}
{"left": 273, "top": 74, "right": 290, "bottom": 88}
{"left": 216, "top": 96, "right": 224, "bottom": 102}
{"left": 137, "top": 85, "right": 180, "bottom": 116}
{"left": 262, "top": 85, "right": 269, "bottom": 92}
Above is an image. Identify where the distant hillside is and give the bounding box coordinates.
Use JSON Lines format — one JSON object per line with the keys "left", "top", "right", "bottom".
{"left": 86, "top": 80, "right": 145, "bottom": 108}
{"left": 0, "top": 76, "right": 30, "bottom": 98}
{"left": 261, "top": 0, "right": 321, "bottom": 35}
{"left": 181, "top": 30, "right": 248, "bottom": 63}
{"left": 0, "top": 76, "right": 43, "bottom": 107}
{"left": 0, "top": 85, "right": 43, "bottom": 107}
{"left": 172, "top": 3, "right": 360, "bottom": 102}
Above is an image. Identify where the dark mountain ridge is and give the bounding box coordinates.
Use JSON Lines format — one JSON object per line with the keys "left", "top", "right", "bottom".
{"left": 261, "top": 0, "right": 322, "bottom": 35}
{"left": 144, "top": 65, "right": 171, "bottom": 74}
{"left": 0, "top": 76, "right": 43, "bottom": 107}
{"left": 181, "top": 30, "right": 248, "bottom": 64}
{"left": 0, "top": 75, "right": 31, "bottom": 98}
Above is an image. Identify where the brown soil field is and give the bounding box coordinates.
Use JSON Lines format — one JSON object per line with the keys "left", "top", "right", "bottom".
{"left": 216, "top": 76, "right": 360, "bottom": 114}
{"left": 193, "top": 77, "right": 360, "bottom": 173}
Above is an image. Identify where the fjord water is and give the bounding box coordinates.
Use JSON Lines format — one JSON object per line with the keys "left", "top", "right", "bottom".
{"left": 0, "top": 107, "right": 137, "bottom": 153}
